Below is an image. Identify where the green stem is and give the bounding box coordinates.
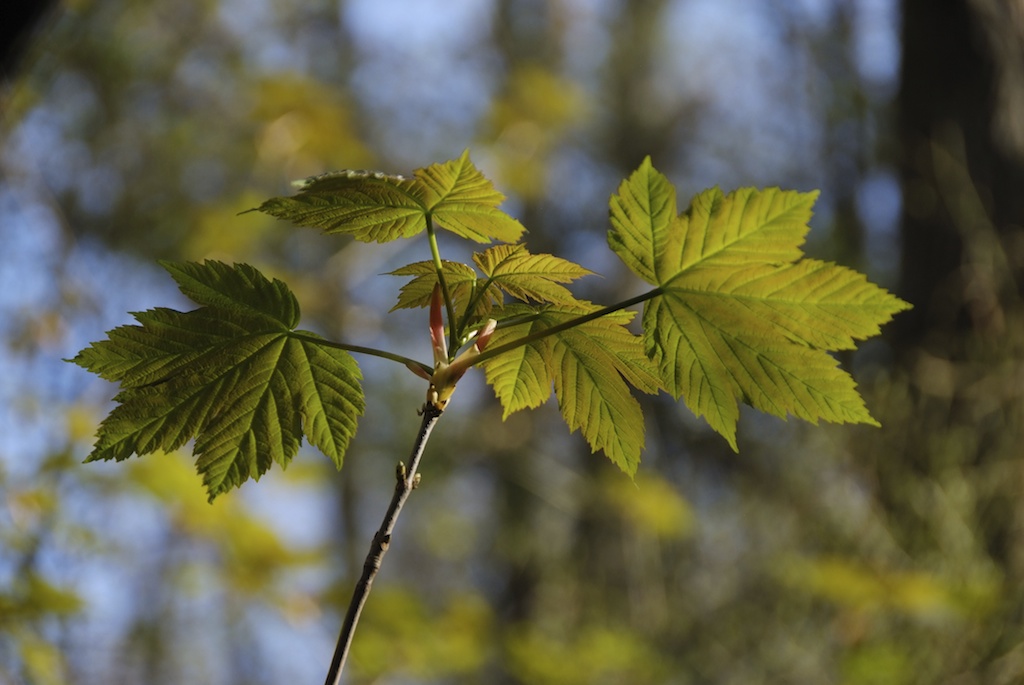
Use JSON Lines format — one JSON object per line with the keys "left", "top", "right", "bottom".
{"left": 425, "top": 215, "right": 459, "bottom": 359}
{"left": 492, "top": 310, "right": 548, "bottom": 331}
{"left": 471, "top": 287, "right": 664, "bottom": 367}
{"left": 291, "top": 333, "right": 432, "bottom": 377}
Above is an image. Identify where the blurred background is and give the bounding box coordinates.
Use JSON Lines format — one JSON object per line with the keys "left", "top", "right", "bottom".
{"left": 2, "top": 0, "right": 1023, "bottom": 683}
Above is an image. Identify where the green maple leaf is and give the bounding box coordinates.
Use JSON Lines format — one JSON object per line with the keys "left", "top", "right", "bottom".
{"left": 608, "top": 157, "right": 911, "bottom": 449}
{"left": 70, "top": 261, "right": 365, "bottom": 500}
{"left": 472, "top": 244, "right": 594, "bottom": 306}
{"left": 480, "top": 303, "right": 661, "bottom": 475}
{"left": 387, "top": 260, "right": 484, "bottom": 319}
{"left": 479, "top": 305, "right": 554, "bottom": 416}
{"left": 253, "top": 150, "right": 525, "bottom": 244}
{"left": 390, "top": 245, "right": 593, "bottom": 320}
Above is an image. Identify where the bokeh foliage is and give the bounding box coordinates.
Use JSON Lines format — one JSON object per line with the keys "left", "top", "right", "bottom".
{"left": 2, "top": 0, "right": 1023, "bottom": 683}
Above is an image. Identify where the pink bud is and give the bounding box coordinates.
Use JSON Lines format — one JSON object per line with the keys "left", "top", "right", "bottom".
{"left": 406, "top": 362, "right": 432, "bottom": 381}
{"left": 429, "top": 283, "right": 448, "bottom": 364}
{"left": 474, "top": 319, "right": 497, "bottom": 352}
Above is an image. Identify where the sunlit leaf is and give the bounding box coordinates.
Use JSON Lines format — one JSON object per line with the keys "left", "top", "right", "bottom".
{"left": 389, "top": 245, "right": 594, "bottom": 339}
{"left": 644, "top": 294, "right": 876, "bottom": 448}
{"left": 253, "top": 151, "right": 524, "bottom": 244}
{"left": 481, "top": 303, "right": 658, "bottom": 475}
{"left": 479, "top": 305, "right": 554, "bottom": 416}
{"left": 550, "top": 316, "right": 647, "bottom": 476}
{"left": 255, "top": 169, "right": 425, "bottom": 243}
{"left": 608, "top": 157, "right": 910, "bottom": 449}
{"left": 414, "top": 150, "right": 525, "bottom": 243}
{"left": 667, "top": 259, "right": 907, "bottom": 351}
{"left": 473, "top": 244, "right": 593, "bottom": 305}
{"left": 387, "top": 260, "right": 487, "bottom": 319}
{"left": 71, "top": 261, "right": 365, "bottom": 500}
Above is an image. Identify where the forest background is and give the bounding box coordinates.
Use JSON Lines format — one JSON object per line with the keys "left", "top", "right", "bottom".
{"left": 2, "top": 0, "right": 1023, "bottom": 683}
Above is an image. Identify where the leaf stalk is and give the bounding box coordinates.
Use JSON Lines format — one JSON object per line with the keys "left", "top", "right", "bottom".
{"left": 470, "top": 286, "right": 665, "bottom": 367}
{"left": 290, "top": 332, "right": 432, "bottom": 377}
{"left": 425, "top": 215, "right": 459, "bottom": 359}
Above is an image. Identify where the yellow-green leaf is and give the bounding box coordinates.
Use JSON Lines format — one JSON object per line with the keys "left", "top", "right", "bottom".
{"left": 255, "top": 169, "right": 426, "bottom": 243}
{"left": 550, "top": 318, "right": 647, "bottom": 476}
{"left": 479, "top": 306, "right": 553, "bottom": 417}
{"left": 666, "top": 259, "right": 907, "bottom": 351}
{"left": 480, "top": 304, "right": 654, "bottom": 475}
{"left": 645, "top": 294, "right": 876, "bottom": 450}
{"left": 387, "top": 260, "right": 483, "bottom": 317}
{"left": 608, "top": 156, "right": 678, "bottom": 285}
{"left": 473, "top": 244, "right": 593, "bottom": 305}
{"left": 416, "top": 150, "right": 526, "bottom": 243}
{"left": 663, "top": 185, "right": 816, "bottom": 273}
{"left": 609, "top": 159, "right": 910, "bottom": 448}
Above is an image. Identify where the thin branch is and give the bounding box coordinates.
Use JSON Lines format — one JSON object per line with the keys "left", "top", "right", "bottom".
{"left": 324, "top": 403, "right": 445, "bottom": 685}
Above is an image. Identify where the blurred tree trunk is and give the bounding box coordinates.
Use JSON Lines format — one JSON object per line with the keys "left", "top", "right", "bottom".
{"left": 896, "top": 0, "right": 1024, "bottom": 354}
{"left": 603, "top": 0, "right": 674, "bottom": 169}
{"left": 0, "top": 0, "right": 58, "bottom": 82}
{"left": 888, "top": 0, "right": 1024, "bottom": 628}
{"left": 489, "top": 6, "right": 557, "bottom": 682}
